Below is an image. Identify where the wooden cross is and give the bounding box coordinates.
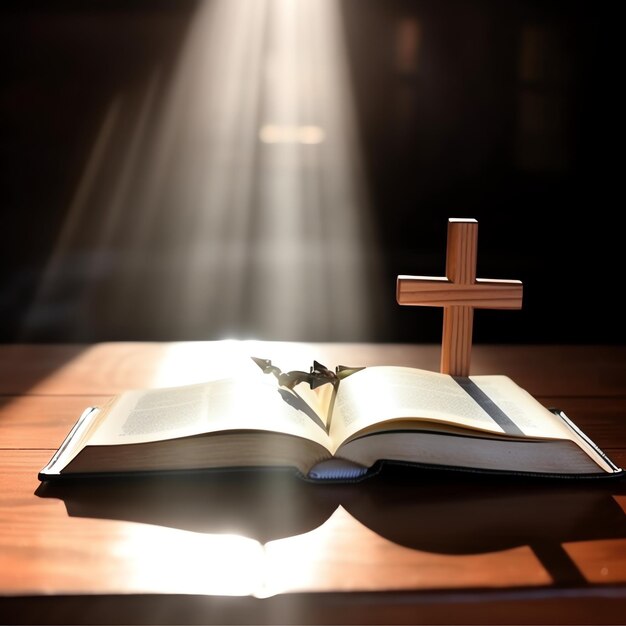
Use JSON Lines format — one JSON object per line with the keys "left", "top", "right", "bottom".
{"left": 396, "top": 218, "right": 523, "bottom": 376}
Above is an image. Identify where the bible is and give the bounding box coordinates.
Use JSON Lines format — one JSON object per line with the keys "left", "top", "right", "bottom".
{"left": 39, "top": 360, "right": 623, "bottom": 481}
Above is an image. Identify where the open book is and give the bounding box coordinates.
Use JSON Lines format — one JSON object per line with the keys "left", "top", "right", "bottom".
{"left": 39, "top": 361, "right": 623, "bottom": 481}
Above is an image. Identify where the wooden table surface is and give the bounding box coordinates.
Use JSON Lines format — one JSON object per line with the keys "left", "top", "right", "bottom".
{"left": 1, "top": 341, "right": 625, "bottom": 624}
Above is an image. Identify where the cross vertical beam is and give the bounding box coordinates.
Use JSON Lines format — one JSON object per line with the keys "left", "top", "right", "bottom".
{"left": 397, "top": 218, "right": 523, "bottom": 377}
{"left": 442, "top": 219, "right": 478, "bottom": 376}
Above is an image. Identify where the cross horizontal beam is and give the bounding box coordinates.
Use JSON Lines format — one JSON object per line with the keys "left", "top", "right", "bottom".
{"left": 397, "top": 276, "right": 523, "bottom": 309}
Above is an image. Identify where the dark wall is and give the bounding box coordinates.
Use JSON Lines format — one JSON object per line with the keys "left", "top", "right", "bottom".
{"left": 341, "top": 0, "right": 622, "bottom": 344}
{"left": 1, "top": 1, "right": 198, "bottom": 341}
{"left": 0, "top": 1, "right": 621, "bottom": 343}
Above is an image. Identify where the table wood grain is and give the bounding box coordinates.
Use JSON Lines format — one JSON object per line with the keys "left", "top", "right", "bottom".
{"left": 1, "top": 342, "right": 625, "bottom": 624}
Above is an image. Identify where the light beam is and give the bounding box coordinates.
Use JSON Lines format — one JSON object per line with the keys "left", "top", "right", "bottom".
{"left": 22, "top": 0, "right": 383, "bottom": 342}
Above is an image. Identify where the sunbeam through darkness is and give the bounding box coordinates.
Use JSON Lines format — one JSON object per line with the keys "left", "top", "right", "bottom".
{"left": 22, "top": 0, "right": 383, "bottom": 342}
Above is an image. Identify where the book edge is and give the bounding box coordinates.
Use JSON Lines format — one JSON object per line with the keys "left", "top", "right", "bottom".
{"left": 38, "top": 407, "right": 101, "bottom": 480}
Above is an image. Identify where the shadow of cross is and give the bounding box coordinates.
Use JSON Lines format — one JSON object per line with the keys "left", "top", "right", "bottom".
{"left": 397, "top": 218, "right": 523, "bottom": 376}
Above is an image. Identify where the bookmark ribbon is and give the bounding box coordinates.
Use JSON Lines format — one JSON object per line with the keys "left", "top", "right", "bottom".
{"left": 453, "top": 376, "right": 524, "bottom": 436}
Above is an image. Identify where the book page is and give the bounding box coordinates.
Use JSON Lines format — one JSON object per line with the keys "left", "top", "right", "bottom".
{"left": 329, "top": 366, "right": 508, "bottom": 451}
{"left": 87, "top": 375, "right": 331, "bottom": 450}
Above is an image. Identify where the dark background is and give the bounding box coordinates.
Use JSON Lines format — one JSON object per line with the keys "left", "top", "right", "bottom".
{"left": 0, "top": 0, "right": 621, "bottom": 344}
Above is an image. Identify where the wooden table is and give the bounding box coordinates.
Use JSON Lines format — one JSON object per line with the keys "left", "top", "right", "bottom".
{"left": 1, "top": 342, "right": 625, "bottom": 624}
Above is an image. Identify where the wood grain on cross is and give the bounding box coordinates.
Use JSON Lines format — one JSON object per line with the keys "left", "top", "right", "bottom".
{"left": 397, "top": 218, "right": 523, "bottom": 376}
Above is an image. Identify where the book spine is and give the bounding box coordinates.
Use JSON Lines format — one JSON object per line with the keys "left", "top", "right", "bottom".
{"left": 307, "top": 458, "right": 370, "bottom": 481}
